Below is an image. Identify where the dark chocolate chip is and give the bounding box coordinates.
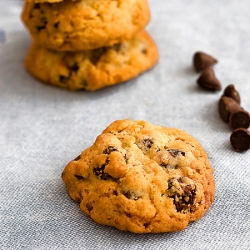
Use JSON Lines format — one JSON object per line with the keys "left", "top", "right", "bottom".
{"left": 218, "top": 96, "right": 242, "bottom": 122}
{"left": 103, "top": 146, "right": 118, "bottom": 154}
{"left": 34, "top": 3, "right": 41, "bottom": 9}
{"left": 69, "top": 63, "right": 79, "bottom": 72}
{"left": 197, "top": 67, "right": 221, "bottom": 91}
{"left": 141, "top": 138, "right": 154, "bottom": 148}
{"left": 73, "top": 155, "right": 81, "bottom": 161}
{"left": 137, "top": 138, "right": 154, "bottom": 154}
{"left": 223, "top": 84, "right": 241, "bottom": 104}
{"left": 193, "top": 51, "right": 218, "bottom": 72}
{"left": 230, "top": 128, "right": 250, "bottom": 152}
{"left": 93, "top": 159, "right": 113, "bottom": 180}
{"left": 74, "top": 174, "right": 85, "bottom": 181}
{"left": 123, "top": 154, "right": 128, "bottom": 163}
{"left": 59, "top": 75, "right": 69, "bottom": 83}
{"left": 86, "top": 203, "right": 93, "bottom": 213}
{"left": 167, "top": 178, "right": 196, "bottom": 213}
{"left": 229, "top": 110, "right": 250, "bottom": 129}
{"left": 160, "top": 163, "right": 178, "bottom": 170}
{"left": 90, "top": 48, "right": 108, "bottom": 65}
{"left": 36, "top": 16, "right": 48, "bottom": 32}
{"left": 166, "top": 149, "right": 185, "bottom": 158}
{"left": 53, "top": 21, "right": 60, "bottom": 29}
{"left": 171, "top": 187, "right": 196, "bottom": 212}
{"left": 122, "top": 190, "right": 140, "bottom": 200}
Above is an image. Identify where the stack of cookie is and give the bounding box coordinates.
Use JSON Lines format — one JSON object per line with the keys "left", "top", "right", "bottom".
{"left": 21, "top": 0, "right": 159, "bottom": 91}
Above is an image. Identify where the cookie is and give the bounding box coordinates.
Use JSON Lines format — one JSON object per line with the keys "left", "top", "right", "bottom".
{"left": 24, "top": 30, "right": 159, "bottom": 91}
{"left": 25, "top": 0, "right": 80, "bottom": 3}
{"left": 62, "top": 119, "right": 215, "bottom": 233}
{"left": 25, "top": 0, "right": 63, "bottom": 3}
{"left": 21, "top": 0, "right": 151, "bottom": 51}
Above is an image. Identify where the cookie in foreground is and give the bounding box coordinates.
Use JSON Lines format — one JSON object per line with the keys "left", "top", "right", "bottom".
{"left": 62, "top": 119, "right": 215, "bottom": 233}
{"left": 24, "top": 30, "right": 158, "bottom": 91}
{"left": 21, "top": 0, "right": 150, "bottom": 51}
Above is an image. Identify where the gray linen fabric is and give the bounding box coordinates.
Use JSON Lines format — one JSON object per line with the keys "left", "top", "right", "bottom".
{"left": 1, "top": 0, "right": 250, "bottom": 249}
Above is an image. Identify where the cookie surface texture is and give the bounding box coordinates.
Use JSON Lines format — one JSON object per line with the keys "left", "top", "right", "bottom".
{"left": 24, "top": 30, "right": 159, "bottom": 91}
{"left": 21, "top": 0, "right": 151, "bottom": 51}
{"left": 25, "top": 0, "right": 63, "bottom": 3}
{"left": 62, "top": 119, "right": 215, "bottom": 233}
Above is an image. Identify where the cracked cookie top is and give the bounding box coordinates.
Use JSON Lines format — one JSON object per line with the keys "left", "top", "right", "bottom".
{"left": 62, "top": 119, "right": 215, "bottom": 233}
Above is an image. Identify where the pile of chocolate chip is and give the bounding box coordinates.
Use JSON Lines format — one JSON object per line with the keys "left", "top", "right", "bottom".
{"left": 193, "top": 52, "right": 250, "bottom": 152}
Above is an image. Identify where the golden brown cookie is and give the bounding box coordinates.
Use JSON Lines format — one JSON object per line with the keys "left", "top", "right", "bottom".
{"left": 24, "top": 30, "right": 159, "bottom": 91}
{"left": 21, "top": 0, "right": 151, "bottom": 51}
{"left": 25, "top": 0, "right": 63, "bottom": 3}
{"left": 24, "top": 0, "right": 79, "bottom": 3}
{"left": 62, "top": 119, "right": 215, "bottom": 233}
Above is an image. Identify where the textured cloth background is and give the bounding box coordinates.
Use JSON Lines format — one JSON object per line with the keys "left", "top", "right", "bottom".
{"left": 1, "top": 0, "right": 250, "bottom": 249}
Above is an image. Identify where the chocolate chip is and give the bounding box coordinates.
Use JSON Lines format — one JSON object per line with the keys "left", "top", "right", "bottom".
{"left": 90, "top": 48, "right": 108, "bottom": 65}
{"left": 229, "top": 110, "right": 250, "bottom": 129}
{"left": 86, "top": 203, "right": 93, "bottom": 213}
{"left": 218, "top": 96, "right": 249, "bottom": 129}
{"left": 140, "top": 138, "right": 154, "bottom": 148}
{"left": 103, "top": 146, "right": 117, "bottom": 154}
{"left": 123, "top": 154, "right": 128, "bottom": 163}
{"left": 69, "top": 63, "right": 79, "bottom": 72}
{"left": 230, "top": 128, "right": 250, "bottom": 152}
{"left": 34, "top": 3, "right": 41, "bottom": 9}
{"left": 160, "top": 163, "right": 178, "bottom": 170}
{"left": 167, "top": 178, "right": 197, "bottom": 213}
{"left": 197, "top": 67, "right": 221, "bottom": 91}
{"left": 223, "top": 84, "right": 241, "bottom": 104}
{"left": 73, "top": 155, "right": 81, "bottom": 161}
{"left": 59, "top": 75, "right": 69, "bottom": 83}
{"left": 36, "top": 16, "right": 48, "bottom": 32}
{"left": 122, "top": 190, "right": 140, "bottom": 200}
{"left": 193, "top": 51, "right": 218, "bottom": 72}
{"left": 74, "top": 174, "right": 85, "bottom": 181}
{"left": 53, "top": 21, "right": 60, "bottom": 29}
{"left": 137, "top": 138, "right": 154, "bottom": 154}
{"left": 218, "top": 96, "right": 242, "bottom": 122}
{"left": 93, "top": 159, "right": 113, "bottom": 180}
{"left": 166, "top": 149, "right": 185, "bottom": 158}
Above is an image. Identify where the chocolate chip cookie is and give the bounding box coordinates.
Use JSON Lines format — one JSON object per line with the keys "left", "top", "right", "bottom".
{"left": 24, "top": 30, "right": 158, "bottom": 91}
{"left": 25, "top": 0, "right": 63, "bottom": 3}
{"left": 21, "top": 0, "right": 151, "bottom": 51}
{"left": 62, "top": 119, "right": 215, "bottom": 233}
